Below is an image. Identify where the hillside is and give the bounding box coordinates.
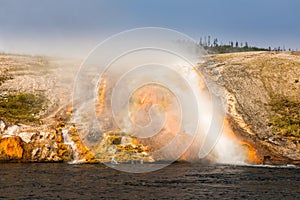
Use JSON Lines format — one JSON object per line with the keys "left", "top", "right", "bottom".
{"left": 0, "top": 54, "right": 81, "bottom": 162}
{"left": 0, "top": 51, "right": 299, "bottom": 164}
{"left": 199, "top": 51, "right": 300, "bottom": 164}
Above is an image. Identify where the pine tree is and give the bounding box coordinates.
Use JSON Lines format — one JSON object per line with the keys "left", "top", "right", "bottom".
{"left": 213, "top": 38, "right": 218, "bottom": 47}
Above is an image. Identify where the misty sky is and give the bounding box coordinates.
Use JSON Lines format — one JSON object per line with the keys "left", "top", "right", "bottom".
{"left": 0, "top": 0, "right": 299, "bottom": 57}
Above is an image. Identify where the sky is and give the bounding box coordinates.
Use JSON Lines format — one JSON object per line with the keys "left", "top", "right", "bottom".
{"left": 0, "top": 0, "right": 299, "bottom": 57}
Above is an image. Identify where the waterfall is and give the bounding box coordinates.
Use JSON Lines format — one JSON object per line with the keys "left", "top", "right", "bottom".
{"left": 62, "top": 128, "right": 82, "bottom": 164}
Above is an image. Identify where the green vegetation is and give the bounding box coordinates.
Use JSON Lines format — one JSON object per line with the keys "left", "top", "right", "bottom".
{"left": 204, "top": 45, "right": 269, "bottom": 54}
{"left": 268, "top": 97, "right": 300, "bottom": 137}
{"left": 0, "top": 93, "right": 46, "bottom": 124}
{"left": 198, "top": 35, "right": 296, "bottom": 54}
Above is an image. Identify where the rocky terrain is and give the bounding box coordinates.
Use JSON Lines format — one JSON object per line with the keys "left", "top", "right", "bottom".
{"left": 199, "top": 51, "right": 300, "bottom": 164}
{"left": 0, "top": 53, "right": 79, "bottom": 162}
{"left": 0, "top": 53, "right": 152, "bottom": 163}
{"left": 0, "top": 51, "right": 299, "bottom": 165}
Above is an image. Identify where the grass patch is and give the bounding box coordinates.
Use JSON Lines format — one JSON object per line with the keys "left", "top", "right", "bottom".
{"left": 0, "top": 93, "right": 46, "bottom": 124}
{"left": 268, "top": 97, "right": 300, "bottom": 137}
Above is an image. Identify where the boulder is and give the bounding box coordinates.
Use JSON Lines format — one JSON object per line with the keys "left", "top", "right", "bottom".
{"left": 0, "top": 136, "right": 24, "bottom": 161}
{"left": 5, "top": 125, "right": 19, "bottom": 136}
{"left": 18, "top": 132, "right": 36, "bottom": 143}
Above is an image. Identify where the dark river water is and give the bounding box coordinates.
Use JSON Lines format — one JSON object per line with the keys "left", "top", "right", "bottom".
{"left": 0, "top": 162, "right": 300, "bottom": 199}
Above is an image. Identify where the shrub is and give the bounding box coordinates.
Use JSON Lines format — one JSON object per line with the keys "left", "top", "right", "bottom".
{"left": 268, "top": 97, "right": 300, "bottom": 137}
{"left": 0, "top": 93, "right": 46, "bottom": 124}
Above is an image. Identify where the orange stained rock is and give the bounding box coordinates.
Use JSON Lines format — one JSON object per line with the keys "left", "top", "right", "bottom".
{"left": 130, "top": 84, "right": 180, "bottom": 135}
{"left": 66, "top": 106, "right": 74, "bottom": 116}
{"left": 0, "top": 136, "right": 24, "bottom": 160}
{"left": 241, "top": 141, "right": 263, "bottom": 164}
{"left": 96, "top": 77, "right": 107, "bottom": 116}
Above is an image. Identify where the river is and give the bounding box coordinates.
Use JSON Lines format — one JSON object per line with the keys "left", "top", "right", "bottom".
{"left": 0, "top": 162, "right": 299, "bottom": 199}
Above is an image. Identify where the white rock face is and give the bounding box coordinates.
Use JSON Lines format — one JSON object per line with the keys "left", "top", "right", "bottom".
{"left": 5, "top": 125, "right": 19, "bottom": 136}
{"left": 18, "top": 132, "right": 36, "bottom": 143}
{"left": 31, "top": 148, "right": 41, "bottom": 158}
{"left": 0, "top": 119, "right": 6, "bottom": 133}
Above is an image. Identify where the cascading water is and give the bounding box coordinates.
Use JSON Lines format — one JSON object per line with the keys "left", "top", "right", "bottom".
{"left": 71, "top": 28, "right": 252, "bottom": 172}
{"left": 110, "top": 147, "right": 118, "bottom": 164}
{"left": 62, "top": 128, "right": 81, "bottom": 164}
